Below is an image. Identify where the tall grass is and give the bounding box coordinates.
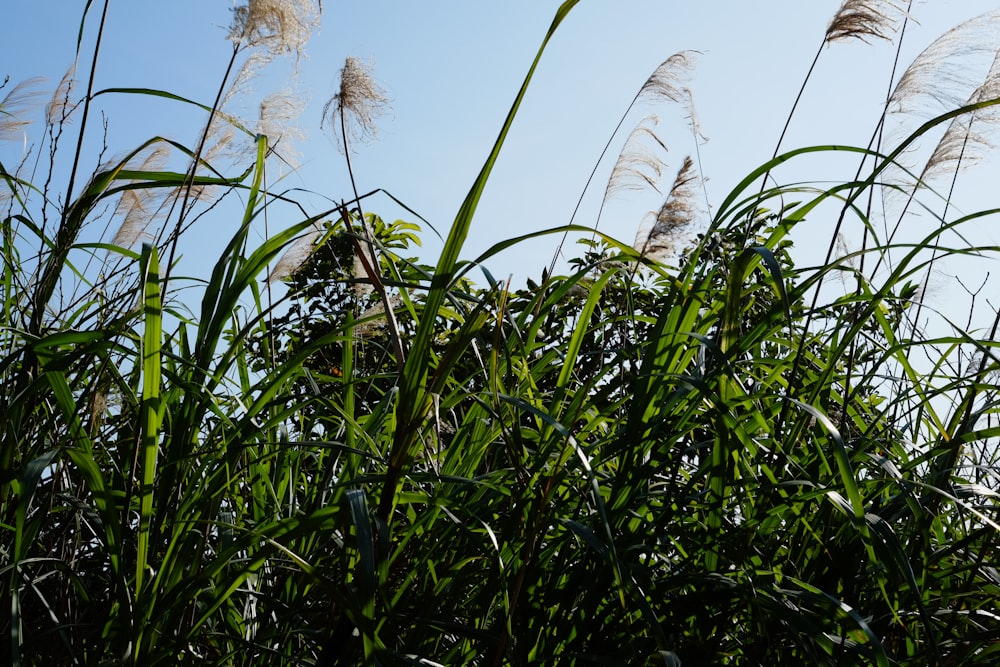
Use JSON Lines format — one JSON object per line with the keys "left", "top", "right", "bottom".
{"left": 3, "top": 1, "right": 1000, "bottom": 665}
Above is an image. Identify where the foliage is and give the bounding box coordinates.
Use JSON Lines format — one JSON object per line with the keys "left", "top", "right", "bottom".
{"left": 3, "top": 1, "right": 1000, "bottom": 666}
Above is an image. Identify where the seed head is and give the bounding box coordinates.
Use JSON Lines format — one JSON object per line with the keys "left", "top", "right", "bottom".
{"left": 826, "top": 0, "right": 906, "bottom": 45}
{"left": 322, "top": 57, "right": 390, "bottom": 153}
{"left": 606, "top": 115, "right": 669, "bottom": 200}
{"left": 267, "top": 222, "right": 323, "bottom": 284}
{"left": 638, "top": 51, "right": 697, "bottom": 106}
{"left": 111, "top": 145, "right": 172, "bottom": 248}
{"left": 634, "top": 156, "right": 698, "bottom": 261}
{"left": 0, "top": 77, "right": 47, "bottom": 143}
{"left": 229, "top": 0, "right": 320, "bottom": 60}
{"left": 45, "top": 67, "right": 77, "bottom": 127}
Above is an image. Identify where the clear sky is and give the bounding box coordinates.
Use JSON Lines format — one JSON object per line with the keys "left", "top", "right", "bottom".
{"left": 5, "top": 2, "right": 1000, "bottom": 328}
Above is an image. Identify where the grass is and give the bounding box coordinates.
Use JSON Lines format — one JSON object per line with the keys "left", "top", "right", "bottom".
{"left": 3, "top": 0, "right": 1000, "bottom": 664}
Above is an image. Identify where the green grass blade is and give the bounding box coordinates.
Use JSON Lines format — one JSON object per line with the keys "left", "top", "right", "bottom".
{"left": 381, "top": 0, "right": 581, "bottom": 524}
{"left": 135, "top": 244, "right": 162, "bottom": 596}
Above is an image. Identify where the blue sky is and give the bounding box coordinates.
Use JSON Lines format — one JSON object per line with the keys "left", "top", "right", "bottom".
{"left": 5, "top": 1, "right": 1000, "bottom": 317}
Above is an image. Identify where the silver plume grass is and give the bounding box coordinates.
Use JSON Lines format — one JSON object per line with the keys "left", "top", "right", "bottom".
{"left": 111, "top": 145, "right": 172, "bottom": 248}
{"left": 257, "top": 89, "right": 306, "bottom": 167}
{"left": 322, "top": 56, "right": 390, "bottom": 153}
{"left": 638, "top": 51, "right": 697, "bottom": 106}
{"left": 45, "top": 68, "right": 77, "bottom": 127}
{"left": 267, "top": 222, "right": 324, "bottom": 284}
{"left": 228, "top": 0, "right": 320, "bottom": 61}
{"left": 825, "top": 0, "right": 907, "bottom": 44}
{"left": 634, "top": 156, "right": 698, "bottom": 262}
{"left": 549, "top": 51, "right": 697, "bottom": 275}
{"left": 0, "top": 77, "right": 47, "bottom": 143}
{"left": 889, "top": 11, "right": 1000, "bottom": 115}
{"left": 923, "top": 51, "right": 1000, "bottom": 182}
{"left": 881, "top": 10, "right": 1000, "bottom": 201}
{"left": 605, "top": 115, "right": 669, "bottom": 200}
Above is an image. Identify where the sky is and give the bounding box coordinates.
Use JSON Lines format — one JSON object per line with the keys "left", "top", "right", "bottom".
{"left": 4, "top": 1, "right": 1000, "bottom": 331}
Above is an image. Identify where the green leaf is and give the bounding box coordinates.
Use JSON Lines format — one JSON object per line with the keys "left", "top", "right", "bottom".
{"left": 135, "top": 244, "right": 162, "bottom": 596}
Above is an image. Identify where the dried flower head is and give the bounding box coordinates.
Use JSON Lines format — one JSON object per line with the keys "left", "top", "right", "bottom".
{"left": 257, "top": 89, "right": 306, "bottom": 167}
{"left": 890, "top": 10, "right": 1000, "bottom": 114}
{"left": 825, "top": 0, "right": 906, "bottom": 44}
{"left": 879, "top": 10, "right": 1000, "bottom": 202}
{"left": 684, "top": 86, "right": 708, "bottom": 145}
{"left": 0, "top": 77, "right": 47, "bottom": 143}
{"left": 638, "top": 51, "right": 697, "bottom": 106}
{"left": 111, "top": 145, "right": 172, "bottom": 248}
{"left": 45, "top": 67, "right": 77, "bottom": 127}
{"left": 267, "top": 221, "right": 323, "bottom": 283}
{"left": 605, "top": 115, "right": 669, "bottom": 200}
{"left": 322, "top": 56, "right": 390, "bottom": 153}
{"left": 921, "top": 47, "right": 1000, "bottom": 182}
{"left": 634, "top": 156, "right": 698, "bottom": 261}
{"left": 228, "top": 0, "right": 320, "bottom": 61}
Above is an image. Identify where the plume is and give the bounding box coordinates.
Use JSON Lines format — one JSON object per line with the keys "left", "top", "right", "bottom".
{"left": 889, "top": 11, "right": 1000, "bottom": 115}
{"left": 257, "top": 89, "right": 306, "bottom": 167}
{"left": 321, "top": 56, "right": 390, "bottom": 153}
{"left": 637, "top": 51, "right": 697, "bottom": 106}
{"left": 548, "top": 51, "right": 697, "bottom": 275}
{"left": 683, "top": 86, "right": 708, "bottom": 146}
{"left": 825, "top": 0, "right": 907, "bottom": 44}
{"left": 45, "top": 67, "right": 77, "bottom": 126}
{"left": 267, "top": 222, "right": 324, "bottom": 283}
{"left": 111, "top": 145, "right": 172, "bottom": 248}
{"left": 880, "top": 10, "right": 1000, "bottom": 202}
{"left": 0, "top": 77, "right": 47, "bottom": 143}
{"left": 605, "top": 115, "right": 669, "bottom": 199}
{"left": 634, "top": 156, "right": 698, "bottom": 261}
{"left": 922, "top": 50, "right": 1000, "bottom": 182}
{"left": 228, "top": 0, "right": 320, "bottom": 61}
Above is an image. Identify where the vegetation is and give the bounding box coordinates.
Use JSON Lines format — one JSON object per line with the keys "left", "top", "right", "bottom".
{"left": 3, "top": 1, "right": 1000, "bottom": 664}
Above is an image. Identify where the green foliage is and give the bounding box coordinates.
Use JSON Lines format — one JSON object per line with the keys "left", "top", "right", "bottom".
{"left": 4, "top": 2, "right": 1000, "bottom": 665}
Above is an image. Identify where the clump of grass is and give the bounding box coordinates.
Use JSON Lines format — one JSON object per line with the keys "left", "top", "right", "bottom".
{"left": 4, "top": 1, "right": 1000, "bottom": 665}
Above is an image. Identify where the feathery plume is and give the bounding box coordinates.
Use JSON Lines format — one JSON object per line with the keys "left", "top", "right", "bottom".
{"left": 879, "top": 10, "right": 1000, "bottom": 203}
{"left": 889, "top": 11, "right": 1000, "bottom": 115}
{"left": 322, "top": 56, "right": 390, "bottom": 153}
{"left": 354, "top": 294, "right": 402, "bottom": 339}
{"left": 352, "top": 249, "right": 375, "bottom": 303}
{"left": 634, "top": 156, "right": 698, "bottom": 261}
{"left": 45, "top": 67, "right": 77, "bottom": 126}
{"left": 638, "top": 51, "right": 697, "bottom": 106}
{"left": 835, "top": 233, "right": 859, "bottom": 269}
{"left": 605, "top": 115, "right": 669, "bottom": 199}
{"left": 549, "top": 51, "right": 699, "bottom": 274}
{"left": 0, "top": 77, "right": 47, "bottom": 143}
{"left": 923, "top": 50, "right": 1000, "bottom": 182}
{"left": 683, "top": 87, "right": 708, "bottom": 145}
{"left": 228, "top": 0, "right": 320, "bottom": 61}
{"left": 267, "top": 222, "right": 324, "bottom": 283}
{"left": 257, "top": 89, "right": 306, "bottom": 167}
{"left": 825, "top": 0, "right": 906, "bottom": 44}
{"left": 111, "top": 145, "right": 172, "bottom": 248}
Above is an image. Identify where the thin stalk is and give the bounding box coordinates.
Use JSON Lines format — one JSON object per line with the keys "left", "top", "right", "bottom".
{"left": 843, "top": 1, "right": 913, "bottom": 432}
{"left": 779, "top": 5, "right": 914, "bottom": 436}
{"left": 28, "top": 0, "right": 111, "bottom": 338}
{"left": 160, "top": 43, "right": 241, "bottom": 287}
{"left": 61, "top": 0, "right": 110, "bottom": 245}
{"left": 757, "top": 44, "right": 825, "bottom": 210}
{"left": 547, "top": 93, "right": 638, "bottom": 278}
{"left": 905, "top": 131, "right": 967, "bottom": 343}
{"left": 338, "top": 107, "right": 406, "bottom": 369}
